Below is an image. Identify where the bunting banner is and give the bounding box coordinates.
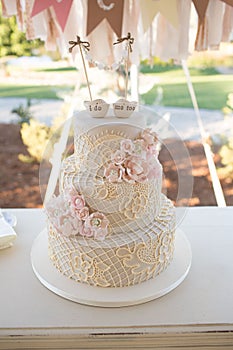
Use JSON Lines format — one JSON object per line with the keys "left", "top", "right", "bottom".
{"left": 31, "top": 0, "right": 73, "bottom": 31}
{"left": 86, "top": 0, "right": 124, "bottom": 37}
{"left": 0, "top": 0, "right": 7, "bottom": 17}
{"left": 1, "top": 0, "right": 233, "bottom": 61}
{"left": 192, "top": 0, "right": 209, "bottom": 22}
{"left": 220, "top": 0, "right": 233, "bottom": 6}
{"left": 140, "top": 0, "right": 179, "bottom": 33}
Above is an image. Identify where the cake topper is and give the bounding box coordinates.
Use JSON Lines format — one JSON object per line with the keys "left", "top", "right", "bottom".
{"left": 113, "top": 99, "right": 137, "bottom": 118}
{"left": 69, "top": 35, "right": 110, "bottom": 118}
{"left": 82, "top": 32, "right": 133, "bottom": 72}
{"left": 69, "top": 33, "right": 137, "bottom": 118}
{"left": 113, "top": 33, "right": 137, "bottom": 117}
{"left": 84, "top": 99, "right": 110, "bottom": 118}
{"left": 69, "top": 35, "right": 93, "bottom": 102}
{"left": 113, "top": 32, "right": 134, "bottom": 100}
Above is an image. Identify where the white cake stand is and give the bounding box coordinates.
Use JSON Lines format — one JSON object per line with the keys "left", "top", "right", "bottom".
{"left": 31, "top": 229, "right": 192, "bottom": 307}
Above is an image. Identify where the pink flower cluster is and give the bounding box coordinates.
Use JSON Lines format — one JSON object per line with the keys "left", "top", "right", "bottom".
{"left": 104, "top": 128, "right": 161, "bottom": 184}
{"left": 45, "top": 188, "right": 109, "bottom": 240}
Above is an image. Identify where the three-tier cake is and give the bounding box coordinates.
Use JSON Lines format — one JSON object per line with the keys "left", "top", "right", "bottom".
{"left": 45, "top": 106, "right": 176, "bottom": 288}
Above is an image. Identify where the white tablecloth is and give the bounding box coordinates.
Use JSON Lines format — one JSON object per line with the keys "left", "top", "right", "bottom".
{"left": 0, "top": 207, "right": 233, "bottom": 349}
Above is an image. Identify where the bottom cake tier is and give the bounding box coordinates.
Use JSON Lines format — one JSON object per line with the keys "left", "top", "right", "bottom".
{"left": 48, "top": 194, "right": 176, "bottom": 288}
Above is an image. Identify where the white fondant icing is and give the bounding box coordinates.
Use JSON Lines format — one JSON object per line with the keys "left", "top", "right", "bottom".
{"left": 46, "top": 112, "right": 176, "bottom": 289}
{"left": 74, "top": 108, "right": 146, "bottom": 137}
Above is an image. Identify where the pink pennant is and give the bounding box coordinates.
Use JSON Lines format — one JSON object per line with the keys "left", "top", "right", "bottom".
{"left": 220, "top": 0, "right": 233, "bottom": 6}
{"left": 31, "top": 0, "right": 73, "bottom": 31}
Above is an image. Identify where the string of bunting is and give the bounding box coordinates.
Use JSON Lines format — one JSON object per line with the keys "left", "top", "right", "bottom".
{"left": 68, "top": 32, "right": 134, "bottom": 100}
{"left": 80, "top": 32, "right": 134, "bottom": 72}
{"left": 2, "top": 0, "right": 233, "bottom": 60}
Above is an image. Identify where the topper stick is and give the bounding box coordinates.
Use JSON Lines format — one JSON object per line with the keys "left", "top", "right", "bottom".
{"left": 114, "top": 32, "right": 134, "bottom": 100}
{"left": 69, "top": 36, "right": 92, "bottom": 101}
{"left": 79, "top": 45, "right": 92, "bottom": 101}
{"left": 125, "top": 43, "right": 130, "bottom": 99}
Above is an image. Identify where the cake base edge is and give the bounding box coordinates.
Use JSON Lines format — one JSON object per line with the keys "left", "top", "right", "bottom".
{"left": 31, "top": 228, "right": 192, "bottom": 307}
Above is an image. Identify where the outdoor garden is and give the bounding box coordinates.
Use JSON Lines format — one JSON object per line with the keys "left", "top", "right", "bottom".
{"left": 0, "top": 11, "right": 233, "bottom": 208}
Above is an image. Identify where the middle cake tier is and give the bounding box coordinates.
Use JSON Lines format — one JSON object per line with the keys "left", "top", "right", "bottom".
{"left": 60, "top": 123, "right": 163, "bottom": 235}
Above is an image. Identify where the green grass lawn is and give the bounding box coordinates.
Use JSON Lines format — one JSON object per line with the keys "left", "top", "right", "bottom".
{"left": 0, "top": 67, "right": 232, "bottom": 110}
{"left": 140, "top": 69, "right": 233, "bottom": 110}
{"left": 36, "top": 67, "right": 77, "bottom": 72}
{"left": 0, "top": 84, "right": 73, "bottom": 99}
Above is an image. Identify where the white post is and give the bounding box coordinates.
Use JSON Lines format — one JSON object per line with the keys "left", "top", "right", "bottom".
{"left": 181, "top": 60, "right": 226, "bottom": 207}
{"left": 130, "top": 64, "right": 139, "bottom": 102}
{"left": 44, "top": 82, "right": 80, "bottom": 203}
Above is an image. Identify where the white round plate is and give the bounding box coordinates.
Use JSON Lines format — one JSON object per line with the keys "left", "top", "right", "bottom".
{"left": 31, "top": 229, "right": 192, "bottom": 307}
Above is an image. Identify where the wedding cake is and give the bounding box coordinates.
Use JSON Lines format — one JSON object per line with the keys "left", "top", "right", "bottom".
{"left": 45, "top": 103, "right": 176, "bottom": 288}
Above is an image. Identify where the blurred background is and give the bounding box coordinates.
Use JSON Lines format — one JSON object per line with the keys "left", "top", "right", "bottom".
{"left": 0, "top": 1, "right": 233, "bottom": 208}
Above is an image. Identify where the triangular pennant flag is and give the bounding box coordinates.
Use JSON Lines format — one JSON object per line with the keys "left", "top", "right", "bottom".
{"left": 192, "top": 0, "right": 209, "bottom": 22}
{"left": 140, "top": 0, "right": 179, "bottom": 33}
{"left": 86, "top": 0, "right": 124, "bottom": 37}
{"left": 220, "top": 0, "right": 233, "bottom": 6}
{"left": 31, "top": 0, "right": 73, "bottom": 31}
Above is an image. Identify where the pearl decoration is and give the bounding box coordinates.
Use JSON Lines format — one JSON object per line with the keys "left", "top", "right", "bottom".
{"left": 82, "top": 43, "right": 130, "bottom": 71}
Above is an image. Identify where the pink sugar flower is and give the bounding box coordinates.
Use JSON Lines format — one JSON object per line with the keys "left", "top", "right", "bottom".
{"left": 120, "top": 139, "right": 135, "bottom": 155}
{"left": 147, "top": 158, "right": 162, "bottom": 180}
{"left": 111, "top": 149, "right": 126, "bottom": 165}
{"left": 59, "top": 214, "right": 82, "bottom": 237}
{"left": 67, "top": 187, "right": 78, "bottom": 198}
{"left": 79, "top": 225, "right": 94, "bottom": 238}
{"left": 122, "top": 172, "right": 136, "bottom": 184}
{"left": 141, "top": 128, "right": 158, "bottom": 146}
{"left": 147, "top": 143, "right": 158, "bottom": 156}
{"left": 77, "top": 206, "right": 89, "bottom": 221}
{"left": 104, "top": 163, "right": 124, "bottom": 183}
{"left": 124, "top": 156, "right": 149, "bottom": 183}
{"left": 133, "top": 139, "right": 147, "bottom": 159}
{"left": 46, "top": 194, "right": 69, "bottom": 214}
{"left": 71, "top": 194, "right": 85, "bottom": 210}
{"left": 45, "top": 194, "right": 71, "bottom": 230}
{"left": 94, "top": 228, "right": 108, "bottom": 241}
{"left": 84, "top": 212, "right": 109, "bottom": 241}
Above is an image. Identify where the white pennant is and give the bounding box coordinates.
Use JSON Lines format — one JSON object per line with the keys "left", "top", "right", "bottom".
{"left": 140, "top": 0, "right": 179, "bottom": 32}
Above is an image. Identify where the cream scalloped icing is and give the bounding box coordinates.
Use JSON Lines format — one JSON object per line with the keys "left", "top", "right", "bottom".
{"left": 47, "top": 109, "right": 176, "bottom": 288}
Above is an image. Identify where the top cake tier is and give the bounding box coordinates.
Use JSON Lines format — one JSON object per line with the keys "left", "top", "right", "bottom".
{"left": 74, "top": 108, "right": 146, "bottom": 140}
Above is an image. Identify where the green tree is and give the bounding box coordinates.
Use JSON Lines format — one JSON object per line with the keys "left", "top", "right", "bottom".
{"left": 0, "top": 6, "right": 42, "bottom": 57}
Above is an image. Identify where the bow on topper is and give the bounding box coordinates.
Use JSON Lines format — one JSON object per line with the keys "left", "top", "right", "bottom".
{"left": 113, "top": 33, "right": 134, "bottom": 99}
{"left": 68, "top": 36, "right": 90, "bottom": 53}
{"left": 68, "top": 35, "right": 92, "bottom": 101}
{"left": 113, "top": 32, "right": 134, "bottom": 52}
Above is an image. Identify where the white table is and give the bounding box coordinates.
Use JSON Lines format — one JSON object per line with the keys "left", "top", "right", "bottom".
{"left": 0, "top": 207, "right": 233, "bottom": 349}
